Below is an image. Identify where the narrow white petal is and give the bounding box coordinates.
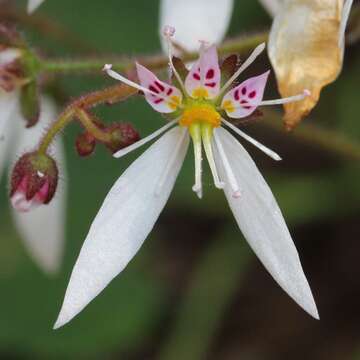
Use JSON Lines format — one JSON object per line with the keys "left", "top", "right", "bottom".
{"left": 159, "top": 0, "right": 233, "bottom": 53}
{"left": 10, "top": 98, "right": 67, "bottom": 274}
{"left": 27, "top": 0, "right": 45, "bottom": 13}
{"left": 0, "top": 90, "right": 19, "bottom": 181}
{"left": 54, "top": 126, "right": 189, "bottom": 329}
{"left": 258, "top": 0, "right": 283, "bottom": 17}
{"left": 213, "top": 127, "right": 319, "bottom": 319}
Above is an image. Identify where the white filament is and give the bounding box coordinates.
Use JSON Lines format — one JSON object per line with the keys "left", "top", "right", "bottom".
{"left": 218, "top": 42, "right": 266, "bottom": 97}
{"left": 192, "top": 136, "right": 203, "bottom": 199}
{"left": 113, "top": 120, "right": 178, "bottom": 158}
{"left": 258, "top": 90, "right": 310, "bottom": 106}
{"left": 103, "top": 64, "right": 170, "bottom": 102}
{"left": 163, "top": 26, "right": 187, "bottom": 93}
{"left": 221, "top": 118, "right": 282, "bottom": 161}
{"left": 213, "top": 129, "right": 241, "bottom": 198}
{"left": 202, "top": 128, "right": 225, "bottom": 190}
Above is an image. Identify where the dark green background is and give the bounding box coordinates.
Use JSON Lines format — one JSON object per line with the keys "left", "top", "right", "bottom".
{"left": 0, "top": 1, "right": 359, "bottom": 359}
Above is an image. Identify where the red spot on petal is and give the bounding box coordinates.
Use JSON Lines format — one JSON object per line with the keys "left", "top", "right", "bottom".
{"left": 166, "top": 88, "right": 173, "bottom": 96}
{"left": 206, "top": 69, "right": 214, "bottom": 79}
{"left": 205, "top": 82, "right": 216, "bottom": 88}
{"left": 241, "top": 87, "right": 247, "bottom": 95}
{"left": 193, "top": 73, "right": 200, "bottom": 81}
{"left": 249, "top": 90, "right": 256, "bottom": 98}
{"left": 243, "top": 106, "right": 252, "bottom": 109}
{"left": 234, "top": 89, "right": 239, "bottom": 101}
{"left": 149, "top": 85, "right": 159, "bottom": 93}
{"left": 154, "top": 81, "right": 165, "bottom": 92}
{"left": 240, "top": 100, "right": 248, "bottom": 104}
{"left": 154, "top": 98, "right": 163, "bottom": 104}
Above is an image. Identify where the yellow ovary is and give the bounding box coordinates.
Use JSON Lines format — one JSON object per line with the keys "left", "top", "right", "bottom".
{"left": 179, "top": 103, "right": 221, "bottom": 128}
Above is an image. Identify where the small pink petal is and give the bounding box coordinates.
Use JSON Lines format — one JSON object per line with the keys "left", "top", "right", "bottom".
{"left": 185, "top": 45, "right": 221, "bottom": 99}
{"left": 221, "top": 71, "right": 270, "bottom": 118}
{"left": 136, "top": 63, "right": 182, "bottom": 113}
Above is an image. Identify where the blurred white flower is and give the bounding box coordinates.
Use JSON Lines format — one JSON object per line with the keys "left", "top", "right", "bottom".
{"left": 27, "top": 0, "right": 46, "bottom": 13}
{"left": 54, "top": 38, "right": 318, "bottom": 329}
{"left": 0, "top": 89, "right": 66, "bottom": 274}
{"left": 159, "top": 0, "right": 234, "bottom": 52}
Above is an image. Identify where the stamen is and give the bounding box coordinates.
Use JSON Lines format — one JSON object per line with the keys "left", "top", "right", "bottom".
{"left": 201, "top": 125, "right": 225, "bottom": 190}
{"left": 213, "top": 129, "right": 241, "bottom": 198}
{"left": 113, "top": 119, "right": 178, "bottom": 158}
{"left": 258, "top": 89, "right": 310, "bottom": 106}
{"left": 155, "top": 127, "right": 188, "bottom": 196}
{"left": 162, "top": 25, "right": 187, "bottom": 93}
{"left": 221, "top": 118, "right": 282, "bottom": 161}
{"left": 190, "top": 125, "right": 203, "bottom": 199}
{"left": 103, "top": 64, "right": 171, "bottom": 103}
{"left": 218, "top": 43, "right": 266, "bottom": 97}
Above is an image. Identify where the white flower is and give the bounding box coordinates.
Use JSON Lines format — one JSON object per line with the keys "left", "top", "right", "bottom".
{"left": 159, "top": 0, "right": 234, "bottom": 53}
{"left": 27, "top": 0, "right": 46, "bottom": 13}
{"left": 0, "top": 54, "right": 66, "bottom": 274}
{"left": 54, "top": 32, "right": 318, "bottom": 329}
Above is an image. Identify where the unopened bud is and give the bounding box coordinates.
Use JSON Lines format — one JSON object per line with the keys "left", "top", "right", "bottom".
{"left": 105, "top": 123, "right": 140, "bottom": 153}
{"left": 10, "top": 152, "right": 58, "bottom": 212}
{"left": 76, "top": 132, "right": 96, "bottom": 157}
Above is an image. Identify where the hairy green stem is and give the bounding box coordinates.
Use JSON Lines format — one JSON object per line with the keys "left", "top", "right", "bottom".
{"left": 40, "top": 32, "right": 268, "bottom": 74}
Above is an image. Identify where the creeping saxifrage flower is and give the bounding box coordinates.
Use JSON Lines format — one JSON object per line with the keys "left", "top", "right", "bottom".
{"left": 54, "top": 27, "right": 319, "bottom": 329}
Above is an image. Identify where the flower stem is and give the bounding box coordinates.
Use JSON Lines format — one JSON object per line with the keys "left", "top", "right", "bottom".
{"left": 40, "top": 32, "right": 269, "bottom": 74}
{"left": 38, "top": 84, "right": 137, "bottom": 154}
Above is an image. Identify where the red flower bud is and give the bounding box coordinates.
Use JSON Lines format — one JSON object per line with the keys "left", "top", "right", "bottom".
{"left": 105, "top": 123, "right": 140, "bottom": 153}
{"left": 75, "top": 132, "right": 96, "bottom": 157}
{"left": 10, "top": 152, "right": 58, "bottom": 212}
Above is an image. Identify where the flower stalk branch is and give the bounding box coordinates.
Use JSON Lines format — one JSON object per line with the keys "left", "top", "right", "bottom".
{"left": 40, "top": 32, "right": 269, "bottom": 74}
{"left": 38, "top": 84, "right": 138, "bottom": 154}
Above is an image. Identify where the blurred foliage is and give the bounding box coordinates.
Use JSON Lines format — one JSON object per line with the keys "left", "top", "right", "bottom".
{"left": 0, "top": 0, "right": 358, "bottom": 359}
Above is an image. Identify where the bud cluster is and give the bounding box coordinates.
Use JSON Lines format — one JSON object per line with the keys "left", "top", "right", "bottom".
{"left": 75, "top": 121, "right": 139, "bottom": 157}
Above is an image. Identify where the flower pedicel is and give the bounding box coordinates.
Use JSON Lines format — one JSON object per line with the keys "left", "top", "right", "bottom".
{"left": 54, "top": 27, "right": 319, "bottom": 329}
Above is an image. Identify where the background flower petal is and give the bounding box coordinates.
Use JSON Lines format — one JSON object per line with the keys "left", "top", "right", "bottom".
{"left": 27, "top": 0, "right": 45, "bottom": 13}
{"left": 10, "top": 98, "right": 67, "bottom": 274}
{"left": 54, "top": 126, "right": 189, "bottom": 329}
{"left": 214, "top": 127, "right": 319, "bottom": 319}
{"left": 159, "top": 0, "right": 233, "bottom": 52}
{"left": 0, "top": 90, "right": 19, "bottom": 181}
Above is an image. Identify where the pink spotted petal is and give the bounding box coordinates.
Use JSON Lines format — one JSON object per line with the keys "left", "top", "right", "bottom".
{"left": 136, "top": 63, "right": 182, "bottom": 113}
{"left": 221, "top": 71, "right": 270, "bottom": 118}
{"left": 185, "top": 45, "right": 221, "bottom": 99}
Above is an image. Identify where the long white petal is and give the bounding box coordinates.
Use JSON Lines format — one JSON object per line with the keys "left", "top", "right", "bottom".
{"left": 27, "top": 0, "right": 45, "bottom": 13}
{"left": 54, "top": 126, "right": 189, "bottom": 329}
{"left": 213, "top": 127, "right": 319, "bottom": 319}
{"left": 0, "top": 90, "right": 19, "bottom": 181}
{"left": 10, "top": 98, "right": 67, "bottom": 274}
{"left": 159, "top": 0, "right": 233, "bottom": 53}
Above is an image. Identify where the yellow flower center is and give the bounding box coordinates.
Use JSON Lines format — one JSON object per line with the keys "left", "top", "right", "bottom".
{"left": 179, "top": 103, "right": 221, "bottom": 128}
